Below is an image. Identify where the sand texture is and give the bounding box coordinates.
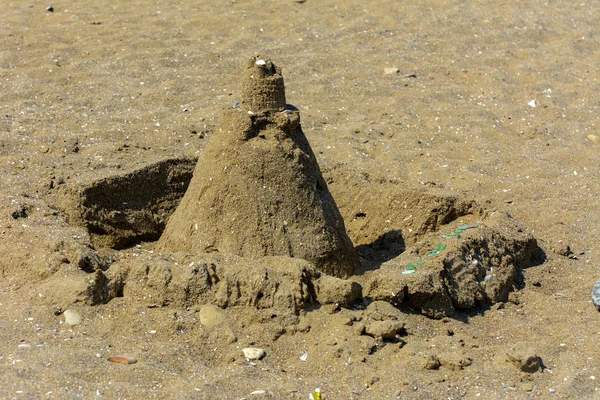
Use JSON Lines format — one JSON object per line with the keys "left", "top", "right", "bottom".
{"left": 1, "top": 0, "right": 599, "bottom": 399}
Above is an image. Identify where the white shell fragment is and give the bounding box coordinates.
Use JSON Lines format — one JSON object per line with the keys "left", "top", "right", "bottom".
{"left": 528, "top": 99, "right": 536, "bottom": 108}
{"left": 592, "top": 279, "right": 600, "bottom": 310}
{"left": 63, "top": 309, "right": 82, "bottom": 326}
{"left": 255, "top": 59, "right": 266, "bottom": 66}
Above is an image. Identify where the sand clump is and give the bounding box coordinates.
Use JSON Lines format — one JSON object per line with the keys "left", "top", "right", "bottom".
{"left": 158, "top": 56, "right": 359, "bottom": 278}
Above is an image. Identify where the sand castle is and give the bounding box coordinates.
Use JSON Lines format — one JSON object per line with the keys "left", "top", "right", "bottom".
{"left": 159, "top": 56, "right": 359, "bottom": 278}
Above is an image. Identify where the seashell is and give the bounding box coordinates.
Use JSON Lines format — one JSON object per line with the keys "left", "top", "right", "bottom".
{"left": 107, "top": 355, "right": 137, "bottom": 364}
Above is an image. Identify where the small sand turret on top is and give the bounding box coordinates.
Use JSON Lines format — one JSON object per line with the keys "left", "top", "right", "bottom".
{"left": 159, "top": 56, "right": 359, "bottom": 278}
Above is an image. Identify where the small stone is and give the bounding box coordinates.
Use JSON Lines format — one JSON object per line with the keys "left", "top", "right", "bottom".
{"left": 242, "top": 347, "right": 266, "bottom": 360}
{"left": 384, "top": 67, "right": 400, "bottom": 75}
{"left": 63, "top": 309, "right": 82, "bottom": 326}
{"left": 439, "top": 352, "right": 472, "bottom": 370}
{"left": 588, "top": 134, "right": 599, "bottom": 144}
{"left": 107, "top": 355, "right": 137, "bottom": 364}
{"left": 11, "top": 205, "right": 27, "bottom": 220}
{"left": 365, "top": 320, "right": 404, "bottom": 340}
{"left": 506, "top": 346, "right": 541, "bottom": 373}
{"left": 46, "top": 5, "right": 54, "bottom": 12}
{"left": 364, "top": 375, "right": 380, "bottom": 388}
{"left": 591, "top": 279, "right": 600, "bottom": 311}
{"left": 364, "top": 301, "right": 403, "bottom": 321}
{"left": 553, "top": 242, "right": 573, "bottom": 257}
{"left": 421, "top": 355, "right": 441, "bottom": 370}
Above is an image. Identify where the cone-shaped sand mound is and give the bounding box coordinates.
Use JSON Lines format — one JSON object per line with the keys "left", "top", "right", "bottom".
{"left": 159, "top": 56, "right": 359, "bottom": 278}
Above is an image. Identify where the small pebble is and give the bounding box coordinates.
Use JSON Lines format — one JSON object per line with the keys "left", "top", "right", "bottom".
{"left": 422, "top": 355, "right": 441, "bottom": 370}
{"left": 63, "top": 309, "right": 82, "bottom": 326}
{"left": 506, "top": 346, "right": 541, "bottom": 373}
{"left": 591, "top": 279, "right": 600, "bottom": 311}
{"left": 384, "top": 67, "right": 400, "bottom": 75}
{"left": 365, "top": 320, "right": 404, "bottom": 340}
{"left": 46, "top": 5, "right": 54, "bottom": 12}
{"left": 243, "top": 347, "right": 265, "bottom": 360}
{"left": 107, "top": 355, "right": 137, "bottom": 364}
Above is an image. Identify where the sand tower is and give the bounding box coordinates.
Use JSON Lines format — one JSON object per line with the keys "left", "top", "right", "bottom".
{"left": 159, "top": 56, "right": 359, "bottom": 278}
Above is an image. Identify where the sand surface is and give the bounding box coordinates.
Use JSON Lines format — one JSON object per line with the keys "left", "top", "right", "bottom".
{"left": 1, "top": 0, "right": 599, "bottom": 398}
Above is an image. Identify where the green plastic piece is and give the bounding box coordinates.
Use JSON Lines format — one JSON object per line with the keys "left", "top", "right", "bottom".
{"left": 416, "top": 261, "right": 425, "bottom": 266}
{"left": 406, "top": 264, "right": 416, "bottom": 270}
{"left": 427, "top": 251, "right": 438, "bottom": 257}
{"left": 436, "top": 243, "right": 447, "bottom": 252}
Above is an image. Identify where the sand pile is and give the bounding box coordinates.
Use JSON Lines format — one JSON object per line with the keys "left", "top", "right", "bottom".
{"left": 43, "top": 57, "right": 542, "bottom": 320}
{"left": 158, "top": 56, "right": 359, "bottom": 278}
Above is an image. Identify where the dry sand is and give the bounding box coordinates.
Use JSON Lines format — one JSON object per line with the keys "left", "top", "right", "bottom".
{"left": 1, "top": 0, "right": 599, "bottom": 399}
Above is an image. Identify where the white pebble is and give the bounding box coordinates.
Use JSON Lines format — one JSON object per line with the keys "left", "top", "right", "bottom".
{"left": 255, "top": 60, "right": 266, "bottom": 66}
{"left": 528, "top": 99, "right": 536, "bottom": 108}
{"left": 63, "top": 309, "right": 82, "bottom": 326}
{"left": 243, "top": 347, "right": 265, "bottom": 360}
{"left": 384, "top": 67, "right": 400, "bottom": 75}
